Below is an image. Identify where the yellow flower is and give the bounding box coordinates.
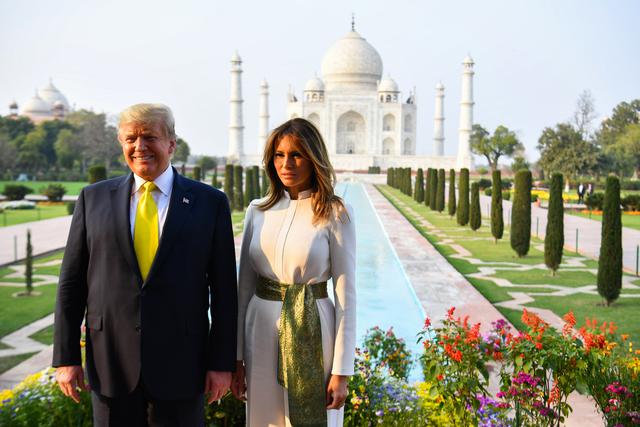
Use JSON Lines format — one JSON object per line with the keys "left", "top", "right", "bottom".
{"left": 0, "top": 389, "right": 14, "bottom": 405}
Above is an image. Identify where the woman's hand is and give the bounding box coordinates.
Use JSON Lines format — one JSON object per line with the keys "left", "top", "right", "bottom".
{"left": 230, "top": 360, "right": 246, "bottom": 401}
{"left": 326, "top": 374, "right": 348, "bottom": 409}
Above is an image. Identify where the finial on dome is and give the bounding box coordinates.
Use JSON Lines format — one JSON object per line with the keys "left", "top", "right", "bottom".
{"left": 351, "top": 13, "right": 355, "bottom": 31}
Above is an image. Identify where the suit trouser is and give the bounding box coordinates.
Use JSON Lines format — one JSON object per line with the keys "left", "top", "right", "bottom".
{"left": 91, "top": 381, "right": 204, "bottom": 427}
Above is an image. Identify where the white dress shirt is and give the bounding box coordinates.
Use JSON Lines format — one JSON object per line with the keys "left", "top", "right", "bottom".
{"left": 129, "top": 165, "right": 174, "bottom": 239}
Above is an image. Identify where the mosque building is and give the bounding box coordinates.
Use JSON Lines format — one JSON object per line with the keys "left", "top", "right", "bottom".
{"left": 228, "top": 22, "right": 475, "bottom": 171}
{"left": 8, "top": 80, "right": 71, "bottom": 124}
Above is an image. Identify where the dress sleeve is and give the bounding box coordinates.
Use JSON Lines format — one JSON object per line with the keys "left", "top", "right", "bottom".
{"left": 329, "top": 202, "right": 356, "bottom": 375}
{"left": 237, "top": 203, "right": 258, "bottom": 360}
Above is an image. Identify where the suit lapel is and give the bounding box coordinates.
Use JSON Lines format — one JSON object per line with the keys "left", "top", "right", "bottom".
{"left": 110, "top": 173, "right": 142, "bottom": 283}
{"left": 144, "top": 171, "right": 194, "bottom": 286}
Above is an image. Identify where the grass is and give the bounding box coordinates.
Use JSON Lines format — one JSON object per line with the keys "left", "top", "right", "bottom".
{"left": 30, "top": 325, "right": 54, "bottom": 346}
{"left": 0, "top": 285, "right": 57, "bottom": 338}
{"left": 0, "top": 181, "right": 87, "bottom": 196}
{"left": 0, "top": 204, "right": 70, "bottom": 227}
{"left": 566, "top": 210, "right": 640, "bottom": 231}
{"left": 0, "top": 352, "right": 37, "bottom": 375}
{"left": 377, "top": 185, "right": 640, "bottom": 343}
{"left": 231, "top": 211, "right": 245, "bottom": 236}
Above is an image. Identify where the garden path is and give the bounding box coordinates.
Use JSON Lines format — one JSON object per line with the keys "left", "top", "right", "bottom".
{"left": 0, "top": 215, "right": 72, "bottom": 265}
{"left": 379, "top": 186, "right": 603, "bottom": 426}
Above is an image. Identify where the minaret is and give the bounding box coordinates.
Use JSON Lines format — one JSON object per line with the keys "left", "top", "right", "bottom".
{"left": 228, "top": 51, "right": 244, "bottom": 162}
{"left": 258, "top": 79, "right": 270, "bottom": 153}
{"left": 433, "top": 82, "right": 445, "bottom": 156}
{"left": 457, "top": 55, "right": 475, "bottom": 169}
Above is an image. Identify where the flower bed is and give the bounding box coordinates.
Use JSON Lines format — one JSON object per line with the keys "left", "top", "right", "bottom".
{"left": 2, "top": 309, "right": 639, "bottom": 426}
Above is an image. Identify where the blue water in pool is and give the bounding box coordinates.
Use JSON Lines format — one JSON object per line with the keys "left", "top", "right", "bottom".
{"left": 336, "top": 182, "right": 425, "bottom": 381}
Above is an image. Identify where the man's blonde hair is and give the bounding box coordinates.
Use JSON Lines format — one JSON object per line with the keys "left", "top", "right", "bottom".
{"left": 118, "top": 103, "right": 176, "bottom": 139}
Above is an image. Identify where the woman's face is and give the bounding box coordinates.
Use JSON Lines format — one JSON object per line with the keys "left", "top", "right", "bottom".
{"left": 273, "top": 134, "right": 313, "bottom": 199}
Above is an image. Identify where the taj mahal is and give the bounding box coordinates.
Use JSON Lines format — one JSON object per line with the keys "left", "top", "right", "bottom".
{"left": 228, "top": 22, "right": 475, "bottom": 171}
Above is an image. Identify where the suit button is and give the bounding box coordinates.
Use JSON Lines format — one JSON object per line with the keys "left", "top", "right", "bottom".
{"left": 135, "top": 325, "right": 141, "bottom": 332}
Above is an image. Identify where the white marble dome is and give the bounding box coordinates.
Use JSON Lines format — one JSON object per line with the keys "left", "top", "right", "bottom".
{"left": 39, "top": 81, "right": 70, "bottom": 111}
{"left": 304, "top": 76, "right": 325, "bottom": 92}
{"left": 23, "top": 93, "right": 51, "bottom": 114}
{"left": 378, "top": 76, "right": 399, "bottom": 93}
{"left": 321, "top": 30, "right": 383, "bottom": 91}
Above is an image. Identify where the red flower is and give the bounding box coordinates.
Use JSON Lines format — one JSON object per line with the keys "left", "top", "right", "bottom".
{"left": 446, "top": 307, "right": 456, "bottom": 320}
{"left": 424, "top": 317, "right": 431, "bottom": 329}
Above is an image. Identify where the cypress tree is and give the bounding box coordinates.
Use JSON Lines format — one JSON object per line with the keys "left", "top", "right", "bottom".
{"left": 429, "top": 168, "right": 437, "bottom": 210}
{"left": 424, "top": 169, "right": 431, "bottom": 206}
{"left": 510, "top": 169, "right": 532, "bottom": 257}
{"left": 261, "top": 169, "right": 269, "bottom": 197}
{"left": 544, "top": 173, "right": 564, "bottom": 275}
{"left": 597, "top": 175, "right": 622, "bottom": 306}
{"left": 436, "top": 169, "right": 445, "bottom": 212}
{"left": 470, "top": 182, "right": 481, "bottom": 231}
{"left": 491, "top": 170, "right": 504, "bottom": 243}
{"left": 88, "top": 165, "right": 107, "bottom": 183}
{"left": 212, "top": 168, "right": 218, "bottom": 188}
{"left": 448, "top": 169, "right": 456, "bottom": 217}
{"left": 233, "top": 165, "right": 244, "bottom": 211}
{"left": 252, "top": 166, "right": 260, "bottom": 200}
{"left": 407, "top": 168, "right": 413, "bottom": 197}
{"left": 224, "top": 164, "right": 234, "bottom": 209}
{"left": 25, "top": 229, "right": 33, "bottom": 296}
{"left": 192, "top": 166, "right": 202, "bottom": 182}
{"left": 415, "top": 168, "right": 424, "bottom": 202}
{"left": 244, "top": 167, "right": 253, "bottom": 206}
{"left": 456, "top": 168, "right": 470, "bottom": 225}
{"left": 180, "top": 163, "right": 186, "bottom": 176}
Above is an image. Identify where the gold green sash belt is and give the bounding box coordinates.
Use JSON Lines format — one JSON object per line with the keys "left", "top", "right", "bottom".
{"left": 257, "top": 276, "right": 328, "bottom": 427}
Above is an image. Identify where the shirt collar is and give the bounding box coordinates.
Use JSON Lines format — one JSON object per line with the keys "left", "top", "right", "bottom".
{"left": 132, "top": 164, "right": 174, "bottom": 196}
{"left": 283, "top": 188, "right": 312, "bottom": 200}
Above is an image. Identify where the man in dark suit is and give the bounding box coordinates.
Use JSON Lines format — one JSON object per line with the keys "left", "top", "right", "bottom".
{"left": 53, "top": 103, "right": 237, "bottom": 426}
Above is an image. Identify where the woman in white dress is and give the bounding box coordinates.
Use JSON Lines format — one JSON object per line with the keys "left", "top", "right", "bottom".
{"left": 231, "top": 118, "right": 356, "bottom": 426}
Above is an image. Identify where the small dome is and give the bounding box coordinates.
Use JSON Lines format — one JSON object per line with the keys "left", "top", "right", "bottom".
{"left": 378, "top": 76, "right": 399, "bottom": 93}
{"left": 260, "top": 79, "right": 269, "bottom": 88}
{"left": 321, "top": 30, "right": 383, "bottom": 91}
{"left": 231, "top": 51, "right": 242, "bottom": 62}
{"left": 23, "top": 93, "right": 52, "bottom": 114}
{"left": 304, "top": 76, "right": 325, "bottom": 92}
{"left": 9, "top": 100, "right": 18, "bottom": 109}
{"left": 39, "top": 81, "right": 70, "bottom": 111}
{"left": 463, "top": 54, "right": 474, "bottom": 65}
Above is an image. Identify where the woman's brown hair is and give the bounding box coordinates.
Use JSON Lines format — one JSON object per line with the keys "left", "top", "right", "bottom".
{"left": 258, "top": 118, "right": 346, "bottom": 224}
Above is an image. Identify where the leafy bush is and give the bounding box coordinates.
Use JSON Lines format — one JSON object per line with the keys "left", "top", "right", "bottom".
{"left": 66, "top": 202, "right": 75, "bottom": 215}
{"left": 586, "top": 192, "right": 605, "bottom": 211}
{"left": 502, "top": 191, "right": 511, "bottom": 201}
{"left": 620, "top": 180, "right": 640, "bottom": 191}
{"left": 3, "top": 184, "right": 33, "bottom": 201}
{"left": 368, "top": 166, "right": 381, "bottom": 174}
{"left": 41, "top": 184, "right": 67, "bottom": 202}
{"left": 622, "top": 194, "right": 640, "bottom": 211}
{"left": 87, "top": 165, "right": 106, "bottom": 184}
{"left": 476, "top": 178, "right": 492, "bottom": 190}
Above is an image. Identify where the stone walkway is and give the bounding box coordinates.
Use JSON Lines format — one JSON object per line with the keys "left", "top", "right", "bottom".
{"left": 374, "top": 184, "right": 602, "bottom": 426}
{"left": 0, "top": 215, "right": 72, "bottom": 266}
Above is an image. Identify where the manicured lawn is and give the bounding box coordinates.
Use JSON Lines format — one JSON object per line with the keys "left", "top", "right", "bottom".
{"left": 0, "top": 285, "right": 57, "bottom": 338}
{"left": 0, "top": 204, "right": 69, "bottom": 227}
{"left": 231, "top": 211, "right": 245, "bottom": 236}
{"left": 378, "top": 185, "right": 640, "bottom": 343}
{"left": 0, "top": 181, "right": 87, "bottom": 196}
{"left": 0, "top": 352, "right": 37, "bottom": 375}
{"left": 30, "top": 325, "right": 54, "bottom": 346}
{"left": 566, "top": 210, "right": 640, "bottom": 231}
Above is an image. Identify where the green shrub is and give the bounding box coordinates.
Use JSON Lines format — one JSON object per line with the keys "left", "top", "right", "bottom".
{"left": 192, "top": 166, "right": 202, "bottom": 181}
{"left": 544, "top": 174, "right": 564, "bottom": 274}
{"left": 415, "top": 168, "right": 425, "bottom": 203}
{"left": 244, "top": 167, "right": 254, "bottom": 206}
{"left": 224, "top": 164, "right": 234, "bottom": 209}
{"left": 485, "top": 188, "right": 493, "bottom": 196}
{"left": 476, "top": 178, "right": 492, "bottom": 190}
{"left": 597, "top": 175, "right": 622, "bottom": 306}
{"left": 448, "top": 169, "right": 456, "bottom": 217}
{"left": 469, "top": 182, "right": 481, "bottom": 231}
{"left": 368, "top": 166, "right": 381, "bottom": 174}
{"left": 87, "top": 165, "right": 106, "bottom": 183}
{"left": 585, "top": 192, "right": 604, "bottom": 210}
{"left": 621, "top": 194, "right": 640, "bottom": 211}
{"left": 491, "top": 170, "right": 504, "bottom": 243}
{"left": 510, "top": 169, "right": 532, "bottom": 257}
{"left": 66, "top": 201, "right": 75, "bottom": 215}
{"left": 502, "top": 191, "right": 511, "bottom": 201}
{"left": 25, "top": 229, "right": 33, "bottom": 295}
{"left": 251, "top": 166, "right": 260, "bottom": 200}
{"left": 233, "top": 165, "right": 244, "bottom": 210}
{"left": 3, "top": 184, "right": 33, "bottom": 200}
{"left": 456, "top": 168, "right": 470, "bottom": 225}
{"left": 429, "top": 168, "right": 437, "bottom": 210}
{"left": 261, "top": 169, "right": 268, "bottom": 197}
{"left": 436, "top": 169, "right": 445, "bottom": 212}
{"left": 424, "top": 168, "right": 431, "bottom": 207}
{"left": 41, "top": 184, "right": 67, "bottom": 202}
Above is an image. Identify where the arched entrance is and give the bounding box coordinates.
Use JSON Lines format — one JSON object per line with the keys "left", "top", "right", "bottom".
{"left": 336, "top": 111, "right": 366, "bottom": 154}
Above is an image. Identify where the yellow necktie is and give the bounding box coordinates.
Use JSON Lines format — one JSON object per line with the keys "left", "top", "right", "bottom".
{"left": 134, "top": 181, "right": 159, "bottom": 281}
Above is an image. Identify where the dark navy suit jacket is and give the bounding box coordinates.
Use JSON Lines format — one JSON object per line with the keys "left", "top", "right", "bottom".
{"left": 53, "top": 170, "right": 238, "bottom": 399}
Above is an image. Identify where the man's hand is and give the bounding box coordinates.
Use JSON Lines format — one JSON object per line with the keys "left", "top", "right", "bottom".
{"left": 205, "top": 370, "right": 231, "bottom": 404}
{"left": 326, "top": 375, "right": 348, "bottom": 409}
{"left": 56, "top": 365, "right": 90, "bottom": 403}
{"left": 230, "top": 360, "right": 246, "bottom": 401}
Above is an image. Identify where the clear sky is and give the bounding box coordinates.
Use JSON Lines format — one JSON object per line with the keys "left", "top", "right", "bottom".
{"left": 1, "top": 0, "right": 638, "bottom": 161}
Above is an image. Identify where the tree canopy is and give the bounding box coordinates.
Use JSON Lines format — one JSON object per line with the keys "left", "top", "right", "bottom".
{"left": 470, "top": 124, "right": 523, "bottom": 171}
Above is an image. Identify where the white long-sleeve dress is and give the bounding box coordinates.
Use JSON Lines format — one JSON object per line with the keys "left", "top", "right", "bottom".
{"left": 237, "top": 190, "right": 356, "bottom": 427}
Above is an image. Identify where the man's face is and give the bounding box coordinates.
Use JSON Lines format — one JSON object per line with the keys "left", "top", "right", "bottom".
{"left": 118, "top": 121, "right": 175, "bottom": 181}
